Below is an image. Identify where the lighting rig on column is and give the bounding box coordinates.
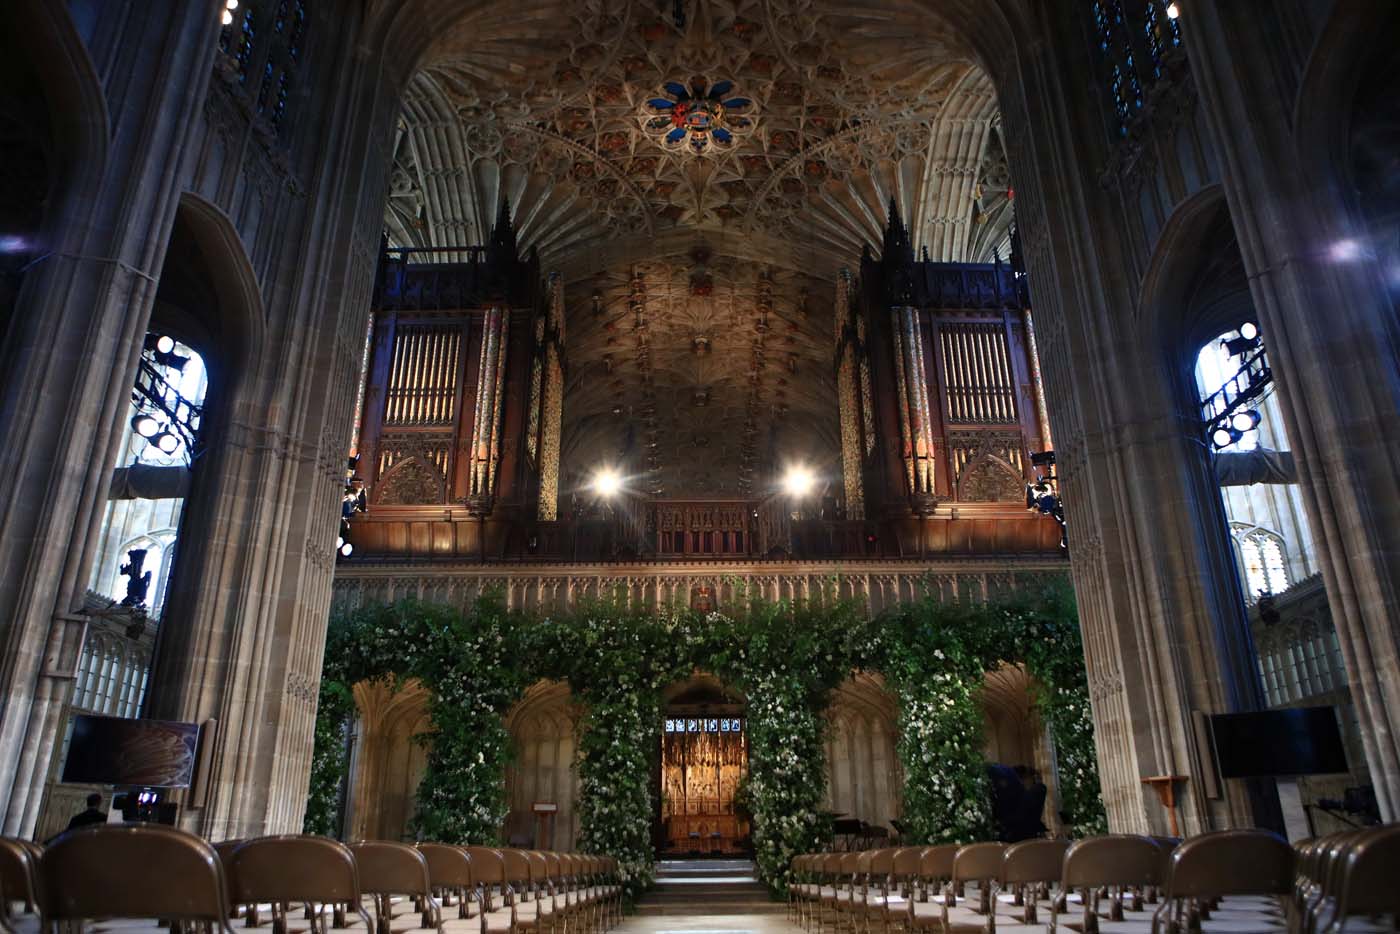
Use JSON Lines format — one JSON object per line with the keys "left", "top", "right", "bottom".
{"left": 129, "top": 334, "right": 203, "bottom": 463}
{"left": 1202, "top": 322, "right": 1271, "bottom": 449}
{"left": 337, "top": 455, "right": 367, "bottom": 558}
{"left": 1026, "top": 450, "right": 1067, "bottom": 550}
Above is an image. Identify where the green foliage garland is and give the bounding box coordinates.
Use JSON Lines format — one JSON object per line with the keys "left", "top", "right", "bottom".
{"left": 306, "top": 579, "right": 1106, "bottom": 896}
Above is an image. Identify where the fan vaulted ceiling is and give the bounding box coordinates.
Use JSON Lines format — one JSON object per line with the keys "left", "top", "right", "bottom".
{"left": 385, "top": 0, "right": 1012, "bottom": 498}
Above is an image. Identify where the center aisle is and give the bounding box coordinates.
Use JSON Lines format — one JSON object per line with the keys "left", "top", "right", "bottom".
{"left": 634, "top": 859, "right": 784, "bottom": 917}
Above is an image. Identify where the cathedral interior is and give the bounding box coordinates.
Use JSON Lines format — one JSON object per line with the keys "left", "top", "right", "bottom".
{"left": 1, "top": 0, "right": 1399, "bottom": 927}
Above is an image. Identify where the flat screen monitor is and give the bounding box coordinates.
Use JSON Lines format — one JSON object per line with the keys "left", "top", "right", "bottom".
{"left": 61, "top": 715, "right": 201, "bottom": 788}
{"left": 1210, "top": 706, "right": 1348, "bottom": 779}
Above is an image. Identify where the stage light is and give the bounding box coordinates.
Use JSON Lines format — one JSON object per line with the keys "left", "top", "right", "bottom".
{"left": 1231, "top": 409, "right": 1261, "bottom": 432}
{"left": 1166, "top": 2, "right": 1179, "bottom": 19}
{"left": 1239, "top": 322, "right": 1258, "bottom": 341}
{"left": 1212, "top": 425, "right": 1242, "bottom": 449}
{"left": 222, "top": 9, "right": 233, "bottom": 24}
{"left": 339, "top": 541, "right": 354, "bottom": 557}
{"left": 1222, "top": 334, "right": 1260, "bottom": 357}
{"left": 782, "top": 465, "right": 816, "bottom": 498}
{"left": 155, "top": 432, "right": 180, "bottom": 454}
{"left": 592, "top": 468, "right": 622, "bottom": 497}
{"left": 336, "top": 536, "right": 345, "bottom": 550}
{"left": 132, "top": 414, "right": 159, "bottom": 438}
{"left": 155, "top": 335, "right": 175, "bottom": 354}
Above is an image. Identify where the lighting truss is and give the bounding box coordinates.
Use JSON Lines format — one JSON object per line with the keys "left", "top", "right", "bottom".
{"left": 131, "top": 351, "right": 204, "bottom": 463}
{"left": 1201, "top": 344, "right": 1273, "bottom": 448}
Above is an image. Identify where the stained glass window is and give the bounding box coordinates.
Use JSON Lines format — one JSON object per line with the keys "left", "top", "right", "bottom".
{"left": 257, "top": 62, "right": 276, "bottom": 113}
{"left": 1237, "top": 528, "right": 1289, "bottom": 600}
{"left": 1090, "top": 1, "right": 1183, "bottom": 138}
{"left": 272, "top": 71, "right": 290, "bottom": 130}
{"left": 235, "top": 8, "right": 257, "bottom": 85}
{"left": 289, "top": 0, "right": 307, "bottom": 63}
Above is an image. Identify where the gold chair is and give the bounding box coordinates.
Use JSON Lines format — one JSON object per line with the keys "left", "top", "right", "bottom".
{"left": 1001, "top": 838, "right": 1068, "bottom": 925}
{"left": 948, "top": 843, "right": 1006, "bottom": 932}
{"left": 1326, "top": 824, "right": 1400, "bottom": 933}
{"left": 1053, "top": 834, "right": 1162, "bottom": 934}
{"left": 1152, "top": 830, "right": 1292, "bottom": 934}
{"left": 417, "top": 844, "right": 476, "bottom": 925}
{"left": 908, "top": 844, "right": 959, "bottom": 933}
{"left": 466, "top": 848, "right": 514, "bottom": 934}
{"left": 226, "top": 834, "right": 372, "bottom": 934}
{"left": 350, "top": 841, "right": 440, "bottom": 934}
{"left": 39, "top": 824, "right": 236, "bottom": 934}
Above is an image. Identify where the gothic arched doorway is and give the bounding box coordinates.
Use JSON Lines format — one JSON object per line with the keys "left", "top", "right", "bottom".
{"left": 658, "top": 676, "right": 749, "bottom": 855}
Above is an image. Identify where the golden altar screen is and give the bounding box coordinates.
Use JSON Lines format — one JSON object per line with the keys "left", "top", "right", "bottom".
{"left": 660, "top": 716, "right": 748, "bottom": 853}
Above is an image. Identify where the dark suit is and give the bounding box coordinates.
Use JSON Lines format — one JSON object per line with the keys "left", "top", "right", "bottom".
{"left": 66, "top": 808, "right": 107, "bottom": 830}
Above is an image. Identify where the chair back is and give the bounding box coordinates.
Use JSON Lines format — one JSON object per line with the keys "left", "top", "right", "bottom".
{"left": 1333, "top": 825, "right": 1400, "bottom": 918}
{"left": 228, "top": 835, "right": 360, "bottom": 904}
{"left": 1165, "top": 830, "right": 1293, "bottom": 899}
{"left": 891, "top": 847, "right": 920, "bottom": 880}
{"left": 0, "top": 838, "right": 38, "bottom": 911}
{"left": 952, "top": 843, "right": 1005, "bottom": 884}
{"left": 418, "top": 844, "right": 473, "bottom": 889}
{"left": 1002, "top": 838, "right": 1069, "bottom": 885}
{"left": 918, "top": 844, "right": 957, "bottom": 881}
{"left": 466, "top": 847, "right": 506, "bottom": 886}
{"left": 40, "top": 825, "right": 231, "bottom": 926}
{"left": 1062, "top": 834, "right": 1163, "bottom": 889}
{"left": 352, "top": 841, "right": 432, "bottom": 897}
{"left": 869, "top": 848, "right": 896, "bottom": 878}
{"left": 500, "top": 849, "right": 532, "bottom": 892}
{"left": 839, "top": 851, "right": 860, "bottom": 878}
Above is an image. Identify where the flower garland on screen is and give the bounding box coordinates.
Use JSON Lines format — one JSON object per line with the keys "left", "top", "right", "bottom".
{"left": 304, "top": 577, "right": 1105, "bottom": 897}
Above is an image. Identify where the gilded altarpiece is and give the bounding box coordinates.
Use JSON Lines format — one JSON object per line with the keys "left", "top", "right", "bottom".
{"left": 660, "top": 716, "right": 749, "bottom": 853}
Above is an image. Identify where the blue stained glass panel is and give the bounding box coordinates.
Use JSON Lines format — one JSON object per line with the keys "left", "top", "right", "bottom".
{"left": 666, "top": 127, "right": 686, "bottom": 143}
{"left": 713, "top": 129, "right": 732, "bottom": 143}
{"left": 664, "top": 81, "right": 689, "bottom": 99}
{"left": 709, "top": 80, "right": 733, "bottom": 98}
{"left": 648, "top": 98, "right": 676, "bottom": 110}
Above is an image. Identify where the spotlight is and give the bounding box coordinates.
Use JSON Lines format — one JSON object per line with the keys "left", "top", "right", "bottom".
{"left": 782, "top": 465, "right": 816, "bottom": 498}
{"left": 1231, "top": 409, "right": 1260, "bottom": 432}
{"left": 155, "top": 432, "right": 180, "bottom": 454}
{"left": 155, "top": 335, "right": 175, "bottom": 354}
{"left": 336, "top": 536, "right": 345, "bottom": 550}
{"left": 222, "top": 9, "right": 233, "bottom": 24}
{"left": 1212, "top": 425, "right": 1242, "bottom": 449}
{"left": 1166, "top": 2, "right": 1179, "bottom": 18}
{"left": 592, "top": 468, "right": 622, "bottom": 497}
{"left": 226, "top": 0, "right": 238, "bottom": 8}
{"left": 1238, "top": 322, "right": 1258, "bottom": 341}
{"left": 339, "top": 541, "right": 354, "bottom": 557}
{"left": 1222, "top": 334, "right": 1260, "bottom": 357}
{"left": 131, "top": 414, "right": 160, "bottom": 438}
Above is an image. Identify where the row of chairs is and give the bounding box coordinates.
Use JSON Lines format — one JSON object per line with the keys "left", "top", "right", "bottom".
{"left": 790, "top": 825, "right": 1399, "bottom": 933}
{"left": 0, "top": 825, "right": 622, "bottom": 934}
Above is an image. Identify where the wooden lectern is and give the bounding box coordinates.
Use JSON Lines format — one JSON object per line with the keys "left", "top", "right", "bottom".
{"left": 532, "top": 801, "right": 558, "bottom": 849}
{"left": 1141, "top": 776, "right": 1188, "bottom": 837}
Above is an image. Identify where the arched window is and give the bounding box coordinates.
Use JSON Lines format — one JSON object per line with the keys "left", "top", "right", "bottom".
{"left": 1196, "top": 324, "right": 1270, "bottom": 452}
{"left": 1088, "top": 1, "right": 1185, "bottom": 137}
{"left": 89, "top": 333, "right": 208, "bottom": 620}
{"left": 217, "top": 0, "right": 309, "bottom": 137}
{"left": 1234, "top": 526, "right": 1290, "bottom": 600}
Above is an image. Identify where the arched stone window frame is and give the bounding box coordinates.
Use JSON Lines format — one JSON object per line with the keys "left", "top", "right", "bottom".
{"left": 1230, "top": 522, "right": 1290, "bottom": 601}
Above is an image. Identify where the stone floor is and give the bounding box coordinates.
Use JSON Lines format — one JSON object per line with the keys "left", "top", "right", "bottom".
{"left": 614, "top": 914, "right": 803, "bottom": 934}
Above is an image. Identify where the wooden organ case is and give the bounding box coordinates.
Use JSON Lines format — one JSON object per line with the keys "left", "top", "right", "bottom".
{"left": 838, "top": 205, "right": 1060, "bottom": 554}
{"left": 350, "top": 209, "right": 551, "bottom": 558}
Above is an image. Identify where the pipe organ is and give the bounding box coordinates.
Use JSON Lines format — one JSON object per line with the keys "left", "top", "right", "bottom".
{"left": 345, "top": 203, "right": 1063, "bottom": 562}
{"left": 352, "top": 207, "right": 549, "bottom": 552}
{"left": 841, "top": 202, "right": 1053, "bottom": 538}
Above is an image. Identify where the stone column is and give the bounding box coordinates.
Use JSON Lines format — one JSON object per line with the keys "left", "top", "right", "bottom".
{"left": 0, "top": 2, "right": 220, "bottom": 836}
{"left": 1183, "top": 0, "right": 1400, "bottom": 819}
{"left": 537, "top": 274, "right": 565, "bottom": 521}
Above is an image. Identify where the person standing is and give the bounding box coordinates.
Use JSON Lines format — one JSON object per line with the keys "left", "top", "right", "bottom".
{"left": 65, "top": 792, "right": 107, "bottom": 831}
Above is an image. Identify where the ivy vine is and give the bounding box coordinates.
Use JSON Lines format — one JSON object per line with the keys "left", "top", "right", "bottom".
{"left": 304, "top": 578, "right": 1106, "bottom": 897}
